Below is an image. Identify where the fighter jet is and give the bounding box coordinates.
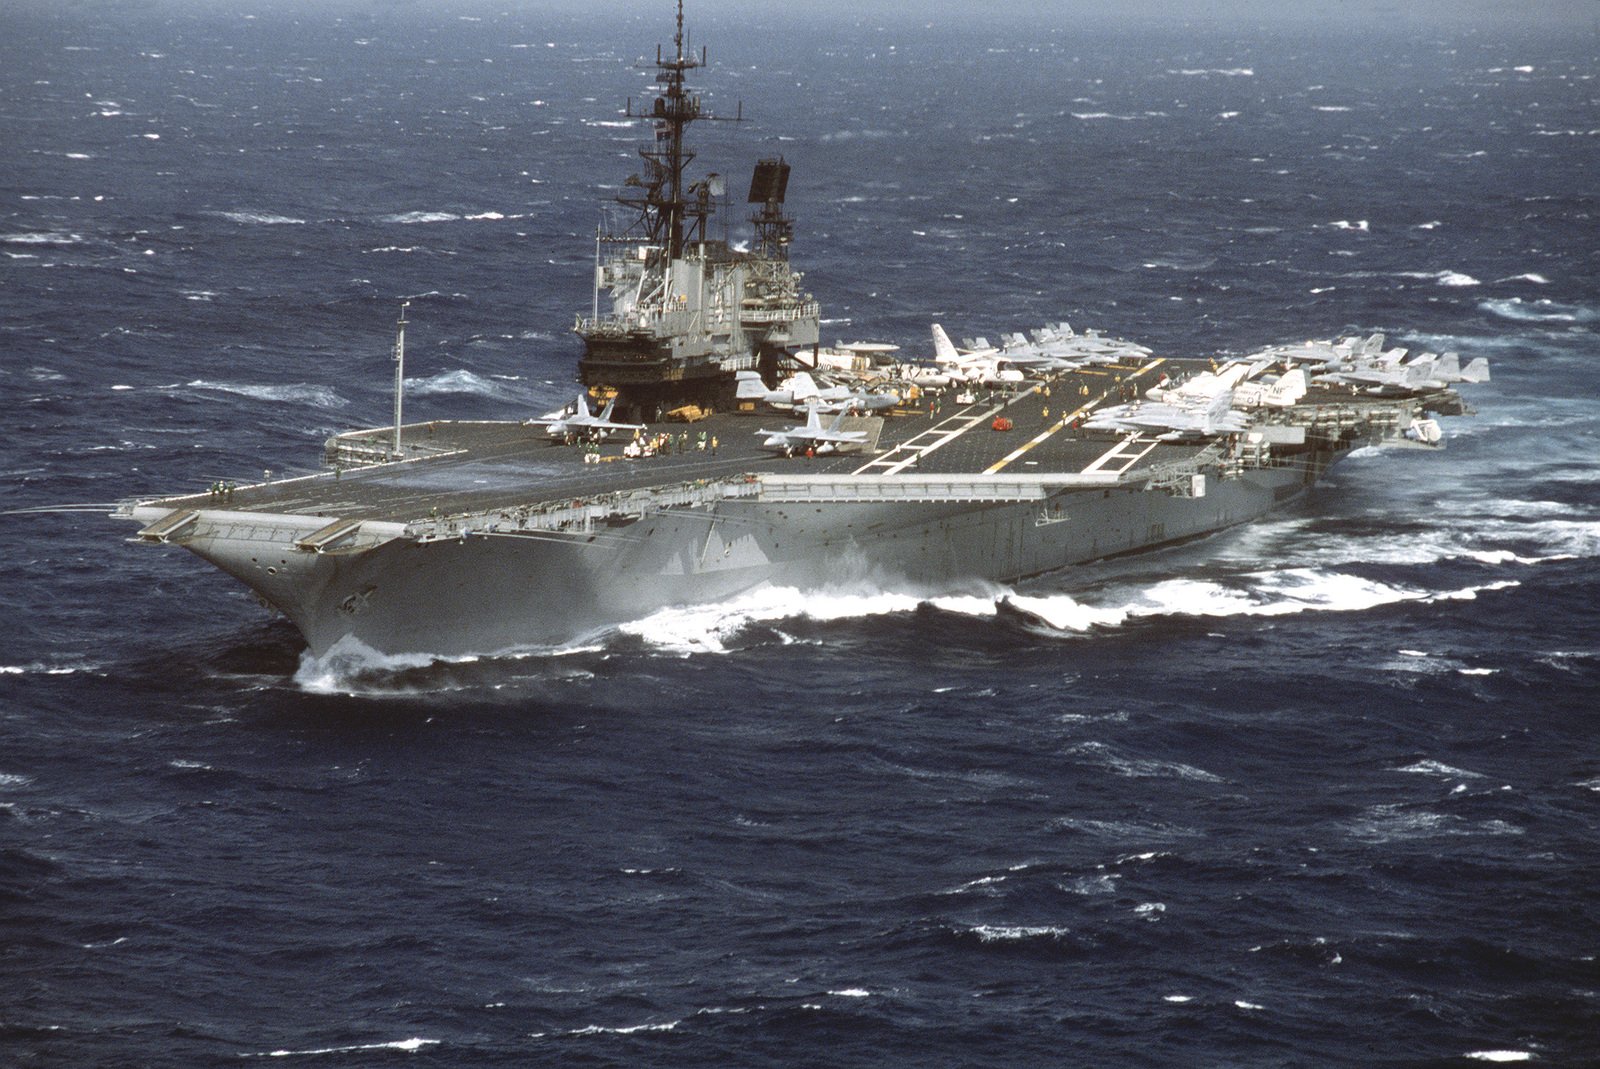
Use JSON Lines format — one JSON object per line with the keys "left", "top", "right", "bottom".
{"left": 930, "top": 324, "right": 1025, "bottom": 384}
{"left": 755, "top": 404, "right": 871, "bottom": 456}
{"left": 524, "top": 392, "right": 645, "bottom": 442}
{"left": 1083, "top": 390, "right": 1251, "bottom": 441}
{"left": 735, "top": 370, "right": 899, "bottom": 414}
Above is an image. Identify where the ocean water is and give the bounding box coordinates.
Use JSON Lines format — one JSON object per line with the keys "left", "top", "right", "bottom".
{"left": 3, "top": 6, "right": 1598, "bottom": 1066}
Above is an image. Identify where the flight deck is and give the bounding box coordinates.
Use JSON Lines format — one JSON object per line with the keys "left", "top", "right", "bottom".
{"left": 130, "top": 358, "right": 1214, "bottom": 530}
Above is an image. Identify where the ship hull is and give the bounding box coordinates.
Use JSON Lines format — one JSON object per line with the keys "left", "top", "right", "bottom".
{"left": 170, "top": 461, "right": 1312, "bottom": 658}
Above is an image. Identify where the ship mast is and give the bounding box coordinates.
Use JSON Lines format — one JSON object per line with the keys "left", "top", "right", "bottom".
{"left": 391, "top": 299, "right": 409, "bottom": 459}
{"left": 617, "top": 0, "right": 734, "bottom": 258}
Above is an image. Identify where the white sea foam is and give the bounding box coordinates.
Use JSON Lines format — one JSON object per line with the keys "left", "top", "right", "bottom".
{"left": 619, "top": 585, "right": 929, "bottom": 655}
{"left": 176, "top": 379, "right": 349, "bottom": 408}
{"left": 563, "top": 1021, "right": 679, "bottom": 1035}
{"left": 1070, "top": 741, "right": 1224, "bottom": 783}
{"left": 1235, "top": 1000, "right": 1265, "bottom": 1010}
{"left": 1395, "top": 269, "right": 1479, "bottom": 286}
{"left": 1489, "top": 297, "right": 1598, "bottom": 322}
{"left": 943, "top": 874, "right": 1009, "bottom": 895}
{"left": 1495, "top": 273, "right": 1550, "bottom": 284}
{"left": 1314, "top": 105, "right": 1353, "bottom": 112}
{"left": 829, "top": 988, "right": 871, "bottom": 998}
{"left": 1172, "top": 67, "right": 1253, "bottom": 76}
{"left": 0, "top": 772, "right": 34, "bottom": 788}
{"left": 971, "top": 924, "right": 1071, "bottom": 942}
{"left": 1328, "top": 219, "right": 1369, "bottom": 231}
{"left": 1004, "top": 593, "right": 1128, "bottom": 631}
{"left": 2, "top": 231, "right": 85, "bottom": 245}
{"left": 249, "top": 1037, "right": 438, "bottom": 1057}
{"left": 384, "top": 211, "right": 461, "bottom": 224}
{"left": 294, "top": 637, "right": 467, "bottom": 693}
{"left": 0, "top": 663, "right": 82, "bottom": 676}
{"left": 405, "top": 368, "right": 526, "bottom": 401}
{"left": 1347, "top": 804, "right": 1524, "bottom": 843}
{"left": 215, "top": 211, "right": 305, "bottom": 225}
{"left": 620, "top": 563, "right": 1523, "bottom": 656}
{"left": 1162, "top": 994, "right": 1193, "bottom": 1003}
{"left": 1464, "top": 1053, "right": 1533, "bottom": 1063}
{"left": 1071, "top": 112, "right": 1149, "bottom": 121}
{"left": 1393, "top": 759, "right": 1484, "bottom": 778}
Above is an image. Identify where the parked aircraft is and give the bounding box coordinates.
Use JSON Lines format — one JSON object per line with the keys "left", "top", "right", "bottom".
{"left": 1083, "top": 390, "right": 1251, "bottom": 440}
{"left": 524, "top": 393, "right": 645, "bottom": 441}
{"left": 755, "top": 405, "right": 871, "bottom": 456}
{"left": 735, "top": 370, "right": 899, "bottom": 414}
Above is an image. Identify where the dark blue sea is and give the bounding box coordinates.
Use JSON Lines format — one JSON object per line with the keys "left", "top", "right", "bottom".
{"left": 3, "top": 5, "right": 1597, "bottom": 1066}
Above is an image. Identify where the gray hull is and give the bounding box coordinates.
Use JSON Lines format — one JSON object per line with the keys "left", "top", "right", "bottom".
{"left": 162, "top": 462, "right": 1306, "bottom": 657}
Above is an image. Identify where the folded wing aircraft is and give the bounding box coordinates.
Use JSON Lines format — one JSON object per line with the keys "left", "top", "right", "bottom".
{"left": 755, "top": 405, "right": 871, "bottom": 456}
{"left": 525, "top": 392, "right": 646, "bottom": 441}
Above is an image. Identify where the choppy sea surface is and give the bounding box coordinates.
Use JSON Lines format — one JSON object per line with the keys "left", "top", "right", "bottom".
{"left": 3, "top": 7, "right": 1597, "bottom": 1066}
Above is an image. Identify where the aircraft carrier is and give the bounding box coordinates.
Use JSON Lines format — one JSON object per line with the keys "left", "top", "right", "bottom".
{"left": 115, "top": 4, "right": 1485, "bottom": 659}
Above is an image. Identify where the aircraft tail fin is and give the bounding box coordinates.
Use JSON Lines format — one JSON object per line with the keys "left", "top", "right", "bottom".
{"left": 735, "top": 370, "right": 769, "bottom": 400}
{"left": 787, "top": 371, "right": 819, "bottom": 402}
{"left": 597, "top": 396, "right": 616, "bottom": 421}
{"left": 1267, "top": 367, "right": 1307, "bottom": 406}
{"left": 931, "top": 323, "right": 961, "bottom": 363}
{"left": 1203, "top": 390, "right": 1235, "bottom": 433}
{"left": 1460, "top": 356, "right": 1490, "bottom": 382}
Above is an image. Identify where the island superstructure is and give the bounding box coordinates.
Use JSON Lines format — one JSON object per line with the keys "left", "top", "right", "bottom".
{"left": 575, "top": 3, "right": 817, "bottom": 420}
{"left": 115, "top": 4, "right": 1485, "bottom": 658}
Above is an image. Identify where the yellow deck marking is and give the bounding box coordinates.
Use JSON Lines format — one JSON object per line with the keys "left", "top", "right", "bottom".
{"left": 984, "top": 358, "right": 1167, "bottom": 475}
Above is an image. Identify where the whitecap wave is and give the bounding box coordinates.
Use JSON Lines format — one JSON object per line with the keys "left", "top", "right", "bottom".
{"left": 174, "top": 379, "right": 349, "bottom": 408}
{"left": 1069, "top": 741, "right": 1224, "bottom": 783}
{"left": 2, "top": 231, "right": 86, "bottom": 245}
{"left": 618, "top": 564, "right": 1523, "bottom": 656}
{"left": 293, "top": 637, "right": 471, "bottom": 694}
{"left": 1070, "top": 112, "right": 1151, "bottom": 121}
{"left": 1479, "top": 296, "right": 1596, "bottom": 323}
{"left": 529, "top": 1020, "right": 679, "bottom": 1038}
{"left": 619, "top": 585, "right": 931, "bottom": 655}
{"left": 215, "top": 211, "right": 306, "bottom": 225}
{"left": 1346, "top": 804, "right": 1524, "bottom": 843}
{"left": 404, "top": 369, "right": 533, "bottom": 402}
{"left": 1393, "top": 759, "right": 1484, "bottom": 778}
{"left": 383, "top": 211, "right": 461, "bottom": 224}
{"left": 1464, "top": 1051, "right": 1533, "bottom": 1063}
{"left": 247, "top": 1037, "right": 438, "bottom": 1058}
{"left": 970, "top": 924, "right": 1071, "bottom": 942}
